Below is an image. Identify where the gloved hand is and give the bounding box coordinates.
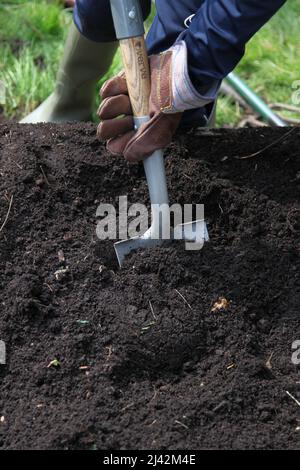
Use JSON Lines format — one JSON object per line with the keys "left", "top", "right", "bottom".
{"left": 97, "top": 41, "right": 217, "bottom": 162}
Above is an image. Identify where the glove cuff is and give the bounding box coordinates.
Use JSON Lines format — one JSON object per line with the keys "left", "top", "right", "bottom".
{"left": 163, "top": 40, "right": 220, "bottom": 114}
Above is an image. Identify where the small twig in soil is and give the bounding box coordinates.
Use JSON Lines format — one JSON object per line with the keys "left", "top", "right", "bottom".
{"left": 174, "top": 420, "right": 189, "bottom": 430}
{"left": 39, "top": 165, "right": 51, "bottom": 187}
{"left": 175, "top": 289, "right": 193, "bottom": 311}
{"left": 54, "top": 266, "right": 69, "bottom": 281}
{"left": 234, "top": 128, "right": 296, "bottom": 160}
{"left": 183, "top": 173, "right": 193, "bottom": 181}
{"left": 58, "top": 249, "right": 65, "bottom": 264}
{"left": 265, "top": 352, "right": 274, "bottom": 370}
{"left": 213, "top": 400, "right": 228, "bottom": 413}
{"left": 141, "top": 321, "right": 156, "bottom": 333}
{"left": 286, "top": 391, "right": 300, "bottom": 408}
{"left": 149, "top": 300, "right": 157, "bottom": 321}
{"left": 44, "top": 283, "right": 54, "bottom": 293}
{"left": 147, "top": 419, "right": 157, "bottom": 427}
{"left": 150, "top": 387, "right": 159, "bottom": 403}
{"left": 121, "top": 403, "right": 135, "bottom": 412}
{"left": 0, "top": 194, "right": 13, "bottom": 234}
{"left": 10, "top": 159, "right": 23, "bottom": 170}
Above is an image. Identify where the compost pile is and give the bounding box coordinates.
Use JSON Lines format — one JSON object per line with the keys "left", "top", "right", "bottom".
{"left": 0, "top": 123, "right": 299, "bottom": 450}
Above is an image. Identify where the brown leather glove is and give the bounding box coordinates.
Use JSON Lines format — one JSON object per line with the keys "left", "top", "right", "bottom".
{"left": 97, "top": 41, "right": 218, "bottom": 162}
{"left": 97, "top": 52, "right": 182, "bottom": 163}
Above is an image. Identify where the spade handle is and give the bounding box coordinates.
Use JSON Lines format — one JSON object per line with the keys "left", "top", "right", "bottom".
{"left": 110, "top": 0, "right": 169, "bottom": 208}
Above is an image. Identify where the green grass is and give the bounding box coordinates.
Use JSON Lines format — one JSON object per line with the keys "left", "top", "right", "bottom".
{"left": 218, "top": 0, "right": 300, "bottom": 125}
{"left": 0, "top": 0, "right": 70, "bottom": 118}
{"left": 0, "top": 0, "right": 299, "bottom": 125}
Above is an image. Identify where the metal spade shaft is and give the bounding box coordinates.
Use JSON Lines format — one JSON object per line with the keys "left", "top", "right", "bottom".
{"left": 110, "top": 0, "right": 169, "bottom": 266}
{"left": 110, "top": 0, "right": 208, "bottom": 266}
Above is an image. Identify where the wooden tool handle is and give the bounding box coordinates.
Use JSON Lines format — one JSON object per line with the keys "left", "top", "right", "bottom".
{"left": 119, "top": 36, "right": 151, "bottom": 117}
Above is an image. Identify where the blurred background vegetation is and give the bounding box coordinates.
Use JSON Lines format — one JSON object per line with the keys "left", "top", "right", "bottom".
{"left": 0, "top": 0, "right": 299, "bottom": 125}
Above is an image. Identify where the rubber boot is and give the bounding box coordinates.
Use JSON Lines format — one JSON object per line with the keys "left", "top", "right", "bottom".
{"left": 20, "top": 23, "right": 117, "bottom": 123}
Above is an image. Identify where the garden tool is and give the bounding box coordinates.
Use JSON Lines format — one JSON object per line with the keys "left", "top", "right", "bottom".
{"left": 225, "top": 72, "right": 286, "bottom": 127}
{"left": 110, "top": 0, "right": 209, "bottom": 267}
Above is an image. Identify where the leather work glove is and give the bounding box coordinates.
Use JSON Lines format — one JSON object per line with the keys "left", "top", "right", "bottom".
{"left": 97, "top": 41, "right": 219, "bottom": 163}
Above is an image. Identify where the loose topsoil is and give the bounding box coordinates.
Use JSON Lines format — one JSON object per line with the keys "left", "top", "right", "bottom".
{"left": 0, "top": 123, "right": 299, "bottom": 450}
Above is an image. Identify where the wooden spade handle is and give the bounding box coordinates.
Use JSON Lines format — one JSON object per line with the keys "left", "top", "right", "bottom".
{"left": 119, "top": 36, "right": 151, "bottom": 118}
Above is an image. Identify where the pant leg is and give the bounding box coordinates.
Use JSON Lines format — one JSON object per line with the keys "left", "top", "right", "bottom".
{"left": 74, "top": 0, "right": 152, "bottom": 42}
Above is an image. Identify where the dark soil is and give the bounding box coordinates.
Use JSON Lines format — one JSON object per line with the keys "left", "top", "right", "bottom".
{"left": 0, "top": 123, "right": 299, "bottom": 450}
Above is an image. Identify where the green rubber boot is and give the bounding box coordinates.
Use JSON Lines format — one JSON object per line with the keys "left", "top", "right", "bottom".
{"left": 20, "top": 23, "right": 117, "bottom": 123}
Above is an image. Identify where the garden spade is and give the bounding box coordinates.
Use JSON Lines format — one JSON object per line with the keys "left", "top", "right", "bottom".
{"left": 110, "top": 0, "right": 209, "bottom": 267}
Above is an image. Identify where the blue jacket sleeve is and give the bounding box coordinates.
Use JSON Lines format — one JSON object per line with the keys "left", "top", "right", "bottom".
{"left": 180, "top": 0, "right": 286, "bottom": 89}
